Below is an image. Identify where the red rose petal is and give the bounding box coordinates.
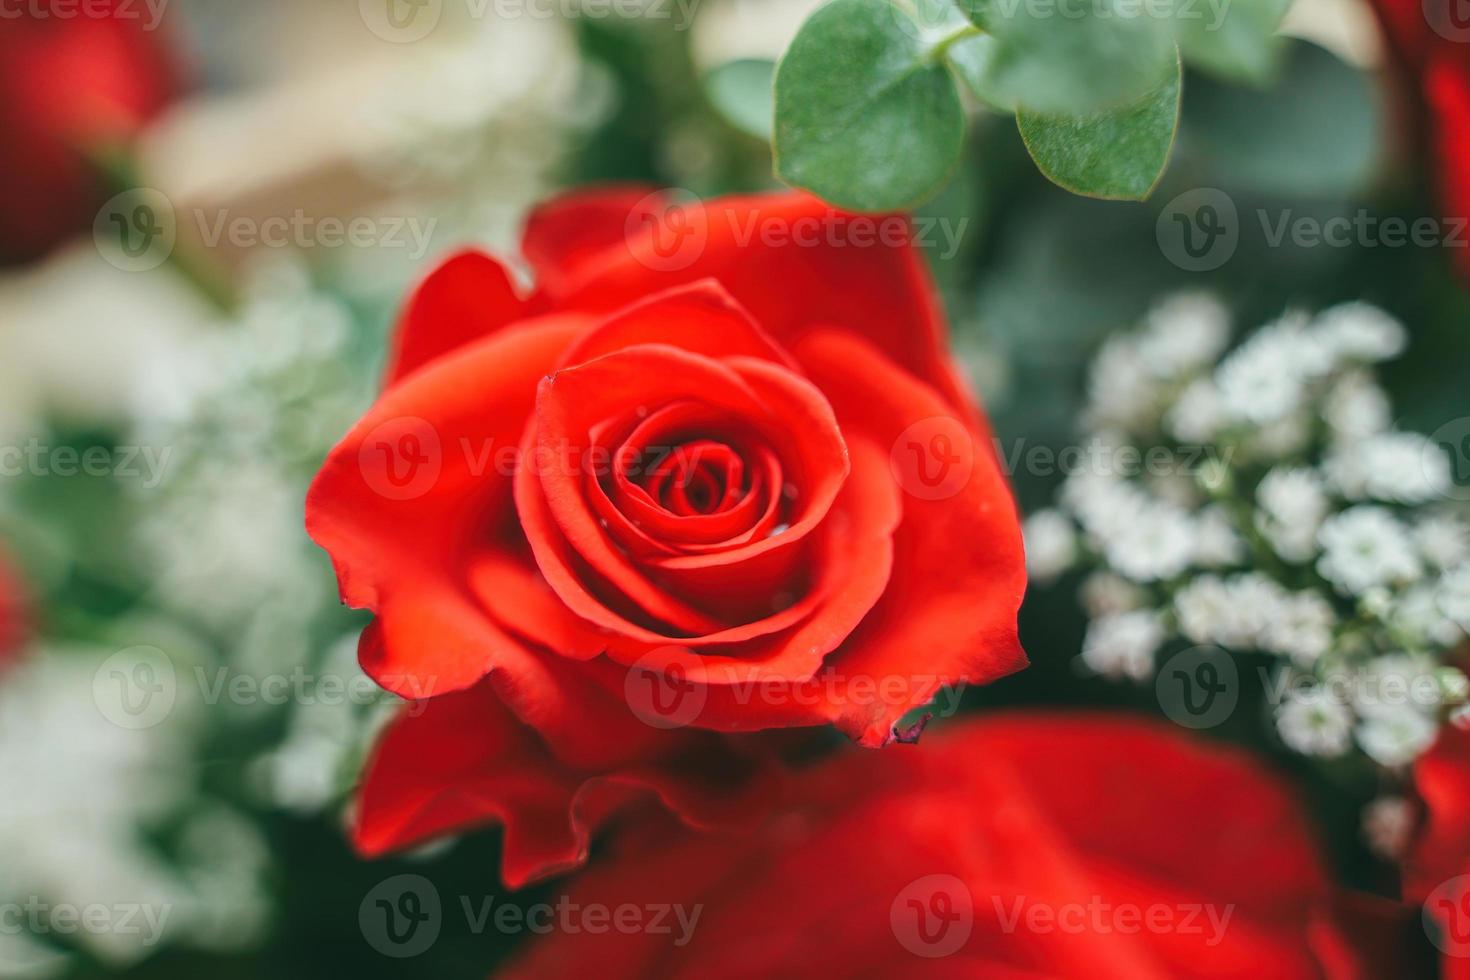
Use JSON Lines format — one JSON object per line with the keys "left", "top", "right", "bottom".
{"left": 383, "top": 250, "right": 531, "bottom": 386}
{"left": 353, "top": 678, "right": 787, "bottom": 889}
{"left": 306, "top": 316, "right": 585, "bottom": 698}
{"left": 531, "top": 189, "right": 978, "bottom": 414}
{"left": 795, "top": 329, "right": 1026, "bottom": 745}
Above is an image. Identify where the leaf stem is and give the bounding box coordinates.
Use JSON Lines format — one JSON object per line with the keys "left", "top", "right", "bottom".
{"left": 926, "top": 23, "right": 982, "bottom": 64}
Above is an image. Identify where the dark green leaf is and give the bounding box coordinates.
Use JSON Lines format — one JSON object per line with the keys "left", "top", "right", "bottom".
{"left": 958, "top": 0, "right": 1177, "bottom": 114}
{"left": 774, "top": 0, "right": 966, "bottom": 211}
{"left": 1017, "top": 59, "right": 1181, "bottom": 200}
{"left": 705, "top": 59, "right": 775, "bottom": 141}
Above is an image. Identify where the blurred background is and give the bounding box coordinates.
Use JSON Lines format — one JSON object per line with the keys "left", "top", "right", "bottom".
{"left": 0, "top": 0, "right": 1466, "bottom": 976}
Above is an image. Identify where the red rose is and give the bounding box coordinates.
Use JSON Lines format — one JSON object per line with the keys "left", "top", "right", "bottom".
{"left": 0, "top": 0, "right": 178, "bottom": 264}
{"left": 1369, "top": 0, "right": 1470, "bottom": 280}
{"left": 500, "top": 714, "right": 1384, "bottom": 979}
{"left": 1406, "top": 725, "right": 1470, "bottom": 974}
{"left": 0, "top": 550, "right": 26, "bottom": 666}
{"left": 307, "top": 188, "right": 1027, "bottom": 885}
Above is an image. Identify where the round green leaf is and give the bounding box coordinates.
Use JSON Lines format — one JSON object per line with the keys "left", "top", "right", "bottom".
{"left": 774, "top": 0, "right": 966, "bottom": 212}
{"left": 958, "top": 0, "right": 1178, "bottom": 115}
{"left": 1017, "top": 60, "right": 1182, "bottom": 201}
{"left": 705, "top": 59, "right": 775, "bottom": 141}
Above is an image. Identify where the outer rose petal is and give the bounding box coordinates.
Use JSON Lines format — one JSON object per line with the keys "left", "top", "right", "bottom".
{"left": 521, "top": 183, "right": 659, "bottom": 296}
{"left": 384, "top": 250, "right": 531, "bottom": 385}
{"left": 1406, "top": 725, "right": 1470, "bottom": 901}
{"left": 501, "top": 714, "right": 1382, "bottom": 979}
{"left": 0, "top": 551, "right": 26, "bottom": 666}
{"left": 306, "top": 316, "right": 586, "bottom": 699}
{"left": 794, "top": 329, "right": 1027, "bottom": 745}
{"left": 353, "top": 678, "right": 786, "bottom": 889}
{"left": 531, "top": 188, "right": 977, "bottom": 414}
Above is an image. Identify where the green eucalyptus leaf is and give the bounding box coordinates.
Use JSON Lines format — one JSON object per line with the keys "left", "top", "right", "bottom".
{"left": 1017, "top": 59, "right": 1181, "bottom": 200}
{"left": 1172, "top": 0, "right": 1291, "bottom": 84}
{"left": 705, "top": 59, "right": 776, "bottom": 141}
{"left": 774, "top": 0, "right": 966, "bottom": 211}
{"left": 945, "top": 33, "right": 1015, "bottom": 112}
{"left": 958, "top": 0, "right": 1178, "bottom": 114}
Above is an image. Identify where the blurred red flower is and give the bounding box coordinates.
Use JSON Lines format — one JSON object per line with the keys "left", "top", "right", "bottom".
{"left": 500, "top": 714, "right": 1392, "bottom": 979}
{"left": 1370, "top": 0, "right": 1470, "bottom": 280}
{"left": 308, "top": 187, "right": 1026, "bottom": 886}
{"left": 0, "top": 550, "right": 27, "bottom": 665}
{"left": 1407, "top": 725, "right": 1470, "bottom": 976}
{"left": 0, "top": 0, "right": 178, "bottom": 264}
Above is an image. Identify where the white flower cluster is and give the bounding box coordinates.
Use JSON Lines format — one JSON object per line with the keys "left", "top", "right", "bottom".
{"left": 1025, "top": 295, "right": 1469, "bottom": 769}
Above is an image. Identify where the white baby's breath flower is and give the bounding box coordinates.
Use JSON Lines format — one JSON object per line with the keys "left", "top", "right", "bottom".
{"left": 1326, "top": 431, "right": 1452, "bottom": 504}
{"left": 1362, "top": 795, "right": 1416, "bottom": 860}
{"left": 1390, "top": 584, "right": 1465, "bottom": 647}
{"left": 1317, "top": 507, "right": 1423, "bottom": 595}
{"left": 1255, "top": 467, "right": 1328, "bottom": 562}
{"left": 1062, "top": 469, "right": 1146, "bottom": 543}
{"left": 1080, "top": 572, "right": 1147, "bottom": 617}
{"left": 1024, "top": 510, "right": 1077, "bottom": 583}
{"left": 1193, "top": 506, "right": 1245, "bottom": 568}
{"left": 1216, "top": 313, "right": 1332, "bottom": 425}
{"left": 1167, "top": 378, "right": 1226, "bottom": 443}
{"left": 1248, "top": 414, "right": 1313, "bottom": 460}
{"left": 1323, "top": 372, "right": 1391, "bottom": 441}
{"left": 1356, "top": 703, "right": 1439, "bottom": 767}
{"left": 1260, "top": 592, "right": 1337, "bottom": 666}
{"left": 1086, "top": 336, "right": 1157, "bottom": 432}
{"left": 1138, "top": 292, "right": 1231, "bottom": 376}
{"left": 1353, "top": 653, "right": 1442, "bottom": 717}
{"left": 1081, "top": 611, "right": 1165, "bottom": 681}
{"left": 1276, "top": 695, "right": 1354, "bottom": 757}
{"left": 1314, "top": 302, "right": 1407, "bottom": 363}
{"left": 1440, "top": 565, "right": 1470, "bottom": 630}
{"left": 1174, "top": 574, "right": 1284, "bottom": 648}
{"left": 1416, "top": 514, "right": 1470, "bottom": 570}
{"left": 1102, "top": 504, "right": 1196, "bottom": 582}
